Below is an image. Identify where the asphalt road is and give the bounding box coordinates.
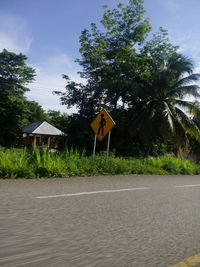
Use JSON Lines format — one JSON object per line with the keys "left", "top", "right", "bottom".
{"left": 1, "top": 175, "right": 200, "bottom": 267}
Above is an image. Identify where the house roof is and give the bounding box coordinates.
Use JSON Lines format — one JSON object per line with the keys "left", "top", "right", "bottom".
{"left": 22, "top": 121, "right": 66, "bottom": 136}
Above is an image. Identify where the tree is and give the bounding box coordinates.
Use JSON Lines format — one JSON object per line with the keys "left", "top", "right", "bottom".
{"left": 55, "top": 0, "right": 151, "bottom": 116}
{"left": 25, "top": 101, "right": 48, "bottom": 123}
{"left": 55, "top": 1, "right": 200, "bottom": 156}
{"left": 140, "top": 27, "right": 179, "bottom": 64}
{"left": 130, "top": 52, "right": 200, "bottom": 155}
{"left": 46, "top": 110, "right": 69, "bottom": 134}
{"left": 54, "top": 0, "right": 153, "bottom": 154}
{"left": 0, "top": 49, "right": 36, "bottom": 146}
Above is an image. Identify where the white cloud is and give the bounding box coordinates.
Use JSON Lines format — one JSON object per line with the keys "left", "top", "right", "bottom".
{"left": 161, "top": 0, "right": 200, "bottom": 71}
{"left": 48, "top": 53, "right": 73, "bottom": 69}
{"left": 164, "top": 0, "right": 180, "bottom": 10}
{"left": 0, "top": 13, "right": 32, "bottom": 54}
{"left": 169, "top": 31, "right": 200, "bottom": 72}
{"left": 26, "top": 52, "right": 84, "bottom": 114}
{"left": 0, "top": 13, "right": 83, "bottom": 114}
{"left": 164, "top": 0, "right": 199, "bottom": 11}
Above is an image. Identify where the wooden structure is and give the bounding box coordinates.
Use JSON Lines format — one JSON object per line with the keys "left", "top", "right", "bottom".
{"left": 22, "top": 121, "right": 66, "bottom": 148}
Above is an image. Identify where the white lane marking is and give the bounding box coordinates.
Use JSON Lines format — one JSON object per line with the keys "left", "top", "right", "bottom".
{"left": 0, "top": 249, "right": 49, "bottom": 263}
{"left": 13, "top": 256, "right": 52, "bottom": 267}
{"left": 175, "top": 184, "right": 200, "bottom": 188}
{"left": 36, "top": 187, "right": 150, "bottom": 199}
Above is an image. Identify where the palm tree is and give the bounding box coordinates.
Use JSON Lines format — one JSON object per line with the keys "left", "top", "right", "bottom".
{"left": 131, "top": 53, "right": 200, "bottom": 156}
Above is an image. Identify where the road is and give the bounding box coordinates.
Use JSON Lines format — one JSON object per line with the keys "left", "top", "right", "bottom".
{"left": 1, "top": 175, "right": 200, "bottom": 267}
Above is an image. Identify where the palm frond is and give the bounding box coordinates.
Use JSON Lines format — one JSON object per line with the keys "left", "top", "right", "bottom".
{"left": 171, "top": 117, "right": 188, "bottom": 147}
{"left": 168, "top": 54, "right": 194, "bottom": 74}
{"left": 168, "top": 84, "right": 200, "bottom": 99}
{"left": 163, "top": 102, "right": 174, "bottom": 133}
{"left": 175, "top": 99, "right": 200, "bottom": 118}
{"left": 171, "top": 73, "right": 200, "bottom": 90}
{"left": 174, "top": 107, "right": 200, "bottom": 142}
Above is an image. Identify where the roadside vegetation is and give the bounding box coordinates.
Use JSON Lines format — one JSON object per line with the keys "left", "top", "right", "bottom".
{"left": 0, "top": 148, "right": 199, "bottom": 179}
{"left": 1, "top": 0, "right": 200, "bottom": 178}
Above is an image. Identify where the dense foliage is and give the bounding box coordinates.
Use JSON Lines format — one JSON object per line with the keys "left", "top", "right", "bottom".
{"left": 0, "top": 49, "right": 48, "bottom": 146}
{"left": 55, "top": 0, "right": 200, "bottom": 157}
{"left": 0, "top": 148, "right": 200, "bottom": 178}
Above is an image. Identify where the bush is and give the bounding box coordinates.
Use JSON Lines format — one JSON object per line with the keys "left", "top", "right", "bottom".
{"left": 0, "top": 148, "right": 200, "bottom": 178}
{"left": 0, "top": 147, "right": 34, "bottom": 178}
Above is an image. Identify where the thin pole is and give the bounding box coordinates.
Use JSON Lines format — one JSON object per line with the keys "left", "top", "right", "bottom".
{"left": 106, "top": 131, "right": 111, "bottom": 161}
{"left": 33, "top": 135, "right": 37, "bottom": 147}
{"left": 47, "top": 136, "right": 51, "bottom": 148}
{"left": 93, "top": 134, "right": 97, "bottom": 157}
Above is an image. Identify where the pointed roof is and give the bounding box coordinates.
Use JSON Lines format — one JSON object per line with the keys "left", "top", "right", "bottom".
{"left": 22, "top": 121, "right": 66, "bottom": 136}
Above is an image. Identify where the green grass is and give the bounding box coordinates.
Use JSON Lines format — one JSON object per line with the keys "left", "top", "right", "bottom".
{"left": 0, "top": 147, "right": 200, "bottom": 178}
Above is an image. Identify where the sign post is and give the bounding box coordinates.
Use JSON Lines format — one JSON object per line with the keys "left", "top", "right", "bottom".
{"left": 106, "top": 131, "right": 111, "bottom": 161}
{"left": 93, "top": 134, "right": 97, "bottom": 157}
{"left": 90, "top": 109, "right": 116, "bottom": 160}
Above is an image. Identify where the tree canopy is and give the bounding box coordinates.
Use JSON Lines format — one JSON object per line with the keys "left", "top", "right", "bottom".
{"left": 55, "top": 0, "right": 200, "bottom": 157}
{"left": 0, "top": 49, "right": 47, "bottom": 146}
{"left": 55, "top": 0, "right": 151, "bottom": 115}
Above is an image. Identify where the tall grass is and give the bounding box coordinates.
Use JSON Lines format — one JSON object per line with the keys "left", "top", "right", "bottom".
{"left": 0, "top": 148, "right": 33, "bottom": 178}
{"left": 0, "top": 147, "right": 200, "bottom": 178}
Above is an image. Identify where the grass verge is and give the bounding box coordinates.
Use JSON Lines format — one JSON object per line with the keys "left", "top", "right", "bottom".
{"left": 0, "top": 148, "right": 200, "bottom": 178}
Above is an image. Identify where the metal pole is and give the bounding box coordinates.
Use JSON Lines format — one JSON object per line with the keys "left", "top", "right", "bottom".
{"left": 93, "top": 134, "right": 97, "bottom": 157}
{"left": 106, "top": 131, "right": 111, "bottom": 161}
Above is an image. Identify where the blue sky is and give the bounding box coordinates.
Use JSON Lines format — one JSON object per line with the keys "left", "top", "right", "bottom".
{"left": 1, "top": 0, "right": 200, "bottom": 114}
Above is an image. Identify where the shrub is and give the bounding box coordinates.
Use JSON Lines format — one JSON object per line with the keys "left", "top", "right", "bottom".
{"left": 0, "top": 148, "right": 200, "bottom": 178}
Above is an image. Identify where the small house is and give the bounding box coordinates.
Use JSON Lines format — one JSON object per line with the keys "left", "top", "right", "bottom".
{"left": 22, "top": 121, "right": 66, "bottom": 148}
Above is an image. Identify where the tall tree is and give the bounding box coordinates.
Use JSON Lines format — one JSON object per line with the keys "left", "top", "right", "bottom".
{"left": 0, "top": 49, "right": 36, "bottom": 146}
{"left": 25, "top": 101, "right": 48, "bottom": 123}
{"left": 54, "top": 0, "right": 152, "bottom": 154}
{"left": 130, "top": 52, "right": 200, "bottom": 155}
{"left": 55, "top": 0, "right": 151, "bottom": 115}
{"left": 141, "top": 27, "right": 179, "bottom": 64}
{"left": 55, "top": 2, "right": 200, "bottom": 156}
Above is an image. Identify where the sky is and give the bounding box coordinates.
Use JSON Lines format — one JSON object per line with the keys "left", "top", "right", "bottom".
{"left": 1, "top": 0, "right": 200, "bottom": 114}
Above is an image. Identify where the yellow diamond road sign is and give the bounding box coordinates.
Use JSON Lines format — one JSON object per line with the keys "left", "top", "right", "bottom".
{"left": 90, "top": 109, "right": 116, "bottom": 141}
